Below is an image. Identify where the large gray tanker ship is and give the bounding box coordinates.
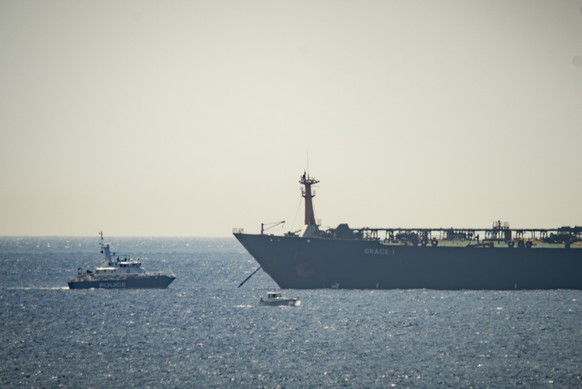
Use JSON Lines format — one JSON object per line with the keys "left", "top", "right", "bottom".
{"left": 234, "top": 173, "right": 582, "bottom": 290}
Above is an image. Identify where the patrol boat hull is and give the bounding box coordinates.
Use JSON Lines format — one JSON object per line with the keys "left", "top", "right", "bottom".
{"left": 68, "top": 275, "right": 175, "bottom": 289}
{"left": 234, "top": 233, "right": 582, "bottom": 290}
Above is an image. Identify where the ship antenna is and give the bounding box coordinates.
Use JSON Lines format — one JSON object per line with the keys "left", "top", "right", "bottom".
{"left": 99, "top": 231, "right": 112, "bottom": 265}
{"left": 299, "top": 171, "right": 319, "bottom": 226}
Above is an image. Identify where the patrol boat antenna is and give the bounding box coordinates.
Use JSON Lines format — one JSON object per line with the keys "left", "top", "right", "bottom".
{"left": 300, "top": 171, "right": 319, "bottom": 237}
{"left": 99, "top": 231, "right": 113, "bottom": 265}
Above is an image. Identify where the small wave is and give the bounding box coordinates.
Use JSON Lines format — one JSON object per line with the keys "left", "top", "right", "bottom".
{"left": 233, "top": 304, "right": 253, "bottom": 308}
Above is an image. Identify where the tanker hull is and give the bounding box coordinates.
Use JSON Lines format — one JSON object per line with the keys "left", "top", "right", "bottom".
{"left": 234, "top": 233, "right": 582, "bottom": 290}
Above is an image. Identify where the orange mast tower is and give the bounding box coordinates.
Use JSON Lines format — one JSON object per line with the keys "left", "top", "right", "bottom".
{"left": 300, "top": 172, "right": 319, "bottom": 236}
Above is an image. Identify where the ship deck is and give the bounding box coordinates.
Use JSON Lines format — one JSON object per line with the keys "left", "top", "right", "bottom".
{"left": 377, "top": 239, "right": 582, "bottom": 249}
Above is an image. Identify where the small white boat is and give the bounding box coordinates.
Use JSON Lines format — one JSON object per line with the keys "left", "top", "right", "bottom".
{"left": 259, "top": 291, "right": 301, "bottom": 307}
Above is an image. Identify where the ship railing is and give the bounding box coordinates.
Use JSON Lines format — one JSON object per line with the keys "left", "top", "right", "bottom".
{"left": 348, "top": 226, "right": 581, "bottom": 245}
{"left": 233, "top": 227, "right": 244, "bottom": 234}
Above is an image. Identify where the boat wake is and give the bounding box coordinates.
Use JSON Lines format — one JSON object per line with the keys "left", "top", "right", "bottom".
{"left": 5, "top": 286, "right": 69, "bottom": 291}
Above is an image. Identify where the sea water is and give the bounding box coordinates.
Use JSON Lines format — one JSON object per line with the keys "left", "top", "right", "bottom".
{"left": 1, "top": 237, "right": 581, "bottom": 388}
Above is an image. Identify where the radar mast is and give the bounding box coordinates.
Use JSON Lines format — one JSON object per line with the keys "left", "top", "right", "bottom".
{"left": 300, "top": 172, "right": 319, "bottom": 237}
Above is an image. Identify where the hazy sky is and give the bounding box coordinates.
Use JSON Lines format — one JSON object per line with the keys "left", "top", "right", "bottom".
{"left": 1, "top": 1, "right": 581, "bottom": 236}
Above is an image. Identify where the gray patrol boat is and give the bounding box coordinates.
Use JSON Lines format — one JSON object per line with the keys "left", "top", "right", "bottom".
{"left": 68, "top": 232, "right": 175, "bottom": 289}
{"left": 234, "top": 172, "right": 582, "bottom": 290}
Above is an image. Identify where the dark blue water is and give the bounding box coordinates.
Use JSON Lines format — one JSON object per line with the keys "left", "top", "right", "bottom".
{"left": 1, "top": 237, "right": 581, "bottom": 388}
